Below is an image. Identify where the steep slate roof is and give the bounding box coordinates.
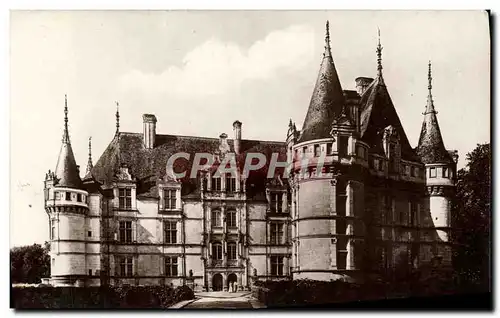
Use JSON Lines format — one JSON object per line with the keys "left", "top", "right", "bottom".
{"left": 357, "top": 37, "right": 421, "bottom": 163}
{"left": 91, "top": 132, "right": 287, "bottom": 200}
{"left": 297, "top": 21, "right": 345, "bottom": 143}
{"left": 416, "top": 62, "right": 454, "bottom": 164}
{"left": 54, "top": 96, "right": 83, "bottom": 189}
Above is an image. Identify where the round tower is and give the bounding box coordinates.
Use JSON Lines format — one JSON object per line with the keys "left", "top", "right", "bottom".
{"left": 44, "top": 95, "right": 89, "bottom": 286}
{"left": 416, "top": 62, "right": 457, "bottom": 267}
{"left": 290, "top": 21, "right": 365, "bottom": 282}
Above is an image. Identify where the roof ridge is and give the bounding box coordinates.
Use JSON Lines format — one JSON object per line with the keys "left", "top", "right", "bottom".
{"left": 118, "top": 131, "right": 285, "bottom": 144}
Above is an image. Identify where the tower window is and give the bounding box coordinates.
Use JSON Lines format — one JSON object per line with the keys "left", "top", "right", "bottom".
{"left": 119, "top": 221, "right": 133, "bottom": 243}
{"left": 270, "top": 255, "right": 284, "bottom": 276}
{"left": 226, "top": 210, "right": 237, "bottom": 228}
{"left": 77, "top": 194, "right": 82, "bottom": 202}
{"left": 52, "top": 258, "right": 55, "bottom": 267}
{"left": 88, "top": 231, "right": 92, "bottom": 237}
{"left": 430, "top": 167, "right": 437, "bottom": 178}
{"left": 326, "top": 143, "right": 332, "bottom": 155}
{"left": 270, "top": 223, "right": 284, "bottom": 245}
{"left": 65, "top": 192, "right": 71, "bottom": 201}
{"left": 211, "top": 209, "right": 222, "bottom": 227}
{"left": 338, "top": 136, "right": 348, "bottom": 158}
{"left": 228, "top": 243, "right": 237, "bottom": 260}
{"left": 270, "top": 193, "right": 283, "bottom": 214}
{"left": 226, "top": 176, "right": 236, "bottom": 192}
{"left": 211, "top": 176, "right": 221, "bottom": 191}
{"left": 164, "top": 221, "right": 177, "bottom": 244}
{"left": 118, "top": 188, "right": 132, "bottom": 209}
{"left": 442, "top": 167, "right": 448, "bottom": 178}
{"left": 165, "top": 256, "right": 178, "bottom": 277}
{"left": 89, "top": 269, "right": 92, "bottom": 276}
{"left": 51, "top": 225, "right": 56, "bottom": 240}
{"left": 164, "top": 189, "right": 177, "bottom": 210}
{"left": 314, "top": 144, "right": 321, "bottom": 157}
{"left": 54, "top": 192, "right": 61, "bottom": 200}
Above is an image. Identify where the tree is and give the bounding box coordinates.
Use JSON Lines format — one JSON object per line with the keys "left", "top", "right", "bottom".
{"left": 10, "top": 243, "right": 50, "bottom": 284}
{"left": 453, "top": 143, "right": 491, "bottom": 291}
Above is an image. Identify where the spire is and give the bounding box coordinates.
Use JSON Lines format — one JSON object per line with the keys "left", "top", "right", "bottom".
{"left": 424, "top": 60, "right": 436, "bottom": 114}
{"left": 324, "top": 20, "right": 332, "bottom": 59}
{"left": 416, "top": 61, "right": 453, "bottom": 164}
{"left": 62, "top": 94, "right": 70, "bottom": 144}
{"left": 376, "top": 28, "right": 384, "bottom": 82}
{"left": 85, "top": 136, "right": 93, "bottom": 176}
{"left": 55, "top": 94, "right": 83, "bottom": 189}
{"left": 297, "top": 20, "right": 345, "bottom": 143}
{"left": 115, "top": 101, "right": 120, "bottom": 135}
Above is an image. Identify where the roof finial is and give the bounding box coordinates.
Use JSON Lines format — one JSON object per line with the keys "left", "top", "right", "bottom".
{"left": 86, "top": 136, "right": 93, "bottom": 175}
{"left": 424, "top": 60, "right": 437, "bottom": 115}
{"left": 62, "top": 94, "right": 70, "bottom": 144}
{"left": 324, "top": 20, "right": 331, "bottom": 58}
{"left": 115, "top": 101, "right": 120, "bottom": 135}
{"left": 376, "top": 28, "right": 383, "bottom": 77}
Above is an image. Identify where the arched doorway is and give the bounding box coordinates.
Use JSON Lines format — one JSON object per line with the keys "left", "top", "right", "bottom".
{"left": 227, "top": 273, "right": 237, "bottom": 292}
{"left": 212, "top": 273, "right": 223, "bottom": 291}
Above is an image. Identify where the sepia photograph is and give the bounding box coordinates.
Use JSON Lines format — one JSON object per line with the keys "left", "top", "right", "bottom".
{"left": 9, "top": 10, "right": 491, "bottom": 310}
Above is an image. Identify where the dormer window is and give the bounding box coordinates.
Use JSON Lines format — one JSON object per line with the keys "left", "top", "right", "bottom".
{"left": 429, "top": 167, "right": 436, "bottom": 178}
{"left": 314, "top": 144, "right": 321, "bottom": 157}
{"left": 164, "top": 189, "right": 177, "bottom": 210}
{"left": 211, "top": 176, "right": 221, "bottom": 191}
{"left": 270, "top": 193, "right": 283, "bottom": 214}
{"left": 119, "top": 188, "right": 132, "bottom": 209}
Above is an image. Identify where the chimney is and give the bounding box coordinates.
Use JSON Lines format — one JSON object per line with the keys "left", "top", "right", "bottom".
{"left": 355, "top": 77, "right": 374, "bottom": 96}
{"left": 233, "top": 120, "right": 242, "bottom": 155}
{"left": 143, "top": 114, "right": 157, "bottom": 149}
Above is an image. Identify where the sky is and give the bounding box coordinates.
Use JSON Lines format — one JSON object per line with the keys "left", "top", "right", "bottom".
{"left": 9, "top": 10, "right": 490, "bottom": 247}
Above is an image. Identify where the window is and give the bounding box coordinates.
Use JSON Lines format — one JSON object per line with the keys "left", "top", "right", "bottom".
{"left": 211, "top": 176, "right": 221, "bottom": 191}
{"left": 51, "top": 225, "right": 56, "bottom": 240}
{"left": 226, "top": 176, "right": 236, "bottom": 192}
{"left": 302, "top": 146, "right": 308, "bottom": 158}
{"left": 337, "top": 250, "right": 348, "bottom": 270}
{"left": 314, "top": 144, "right": 321, "bottom": 157}
{"left": 326, "top": 143, "right": 332, "bottom": 155}
{"left": 119, "top": 256, "right": 133, "bottom": 277}
{"left": 411, "top": 166, "right": 416, "bottom": 177}
{"left": 119, "top": 221, "right": 132, "bottom": 243}
{"left": 338, "top": 136, "right": 349, "bottom": 158}
{"left": 65, "top": 192, "right": 71, "bottom": 201}
{"left": 165, "top": 256, "right": 178, "bottom": 276}
{"left": 358, "top": 146, "right": 365, "bottom": 159}
{"left": 52, "top": 258, "right": 55, "bottom": 267}
{"left": 88, "top": 231, "right": 92, "bottom": 237}
{"left": 54, "top": 192, "right": 61, "bottom": 200}
{"left": 164, "top": 221, "right": 177, "bottom": 244}
{"left": 89, "top": 269, "right": 92, "bottom": 276}
{"left": 270, "top": 193, "right": 283, "bottom": 214}
{"left": 226, "top": 210, "right": 237, "bottom": 228}
{"left": 270, "top": 223, "right": 284, "bottom": 245}
{"left": 211, "top": 209, "right": 222, "bottom": 227}
{"left": 430, "top": 167, "right": 436, "bottom": 178}
{"left": 119, "top": 188, "right": 132, "bottom": 209}
{"left": 212, "top": 243, "right": 223, "bottom": 260}
{"left": 228, "top": 243, "right": 237, "bottom": 260}
{"left": 77, "top": 193, "right": 82, "bottom": 202}
{"left": 270, "top": 255, "right": 284, "bottom": 276}
{"left": 164, "top": 189, "right": 177, "bottom": 210}
{"left": 442, "top": 167, "right": 448, "bottom": 178}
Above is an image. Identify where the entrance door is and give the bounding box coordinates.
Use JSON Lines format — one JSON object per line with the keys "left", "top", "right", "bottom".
{"left": 212, "top": 273, "right": 223, "bottom": 291}
{"left": 227, "top": 273, "right": 237, "bottom": 292}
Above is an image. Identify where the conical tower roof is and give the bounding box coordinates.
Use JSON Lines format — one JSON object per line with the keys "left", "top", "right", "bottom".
{"left": 54, "top": 95, "right": 83, "bottom": 189}
{"left": 298, "top": 21, "right": 345, "bottom": 143}
{"left": 416, "top": 62, "right": 454, "bottom": 164}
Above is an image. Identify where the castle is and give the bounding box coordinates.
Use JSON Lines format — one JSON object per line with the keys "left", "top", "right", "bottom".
{"left": 43, "top": 22, "right": 458, "bottom": 290}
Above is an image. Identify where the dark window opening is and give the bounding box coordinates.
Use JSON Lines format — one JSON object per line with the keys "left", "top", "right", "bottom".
{"left": 119, "top": 221, "right": 132, "bottom": 243}
{"left": 164, "top": 221, "right": 177, "bottom": 244}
